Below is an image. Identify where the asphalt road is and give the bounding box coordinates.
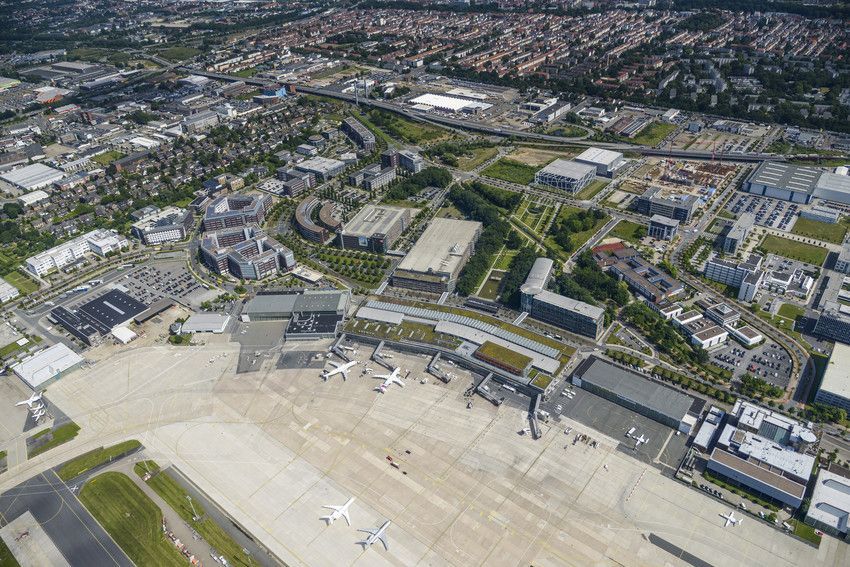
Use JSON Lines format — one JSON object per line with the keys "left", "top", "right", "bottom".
{"left": 0, "top": 470, "right": 133, "bottom": 566}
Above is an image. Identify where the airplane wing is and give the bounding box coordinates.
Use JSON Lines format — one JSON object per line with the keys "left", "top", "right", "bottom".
{"left": 341, "top": 369, "right": 350, "bottom": 380}
{"left": 378, "top": 533, "right": 389, "bottom": 550}
{"left": 327, "top": 360, "right": 340, "bottom": 369}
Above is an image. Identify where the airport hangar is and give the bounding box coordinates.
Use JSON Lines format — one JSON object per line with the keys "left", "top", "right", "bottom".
{"left": 11, "top": 342, "right": 84, "bottom": 390}
{"left": 241, "top": 289, "right": 350, "bottom": 339}
{"left": 572, "top": 356, "right": 703, "bottom": 434}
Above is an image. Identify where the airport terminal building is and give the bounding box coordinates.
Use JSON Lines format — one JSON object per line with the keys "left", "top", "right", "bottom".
{"left": 698, "top": 400, "right": 817, "bottom": 509}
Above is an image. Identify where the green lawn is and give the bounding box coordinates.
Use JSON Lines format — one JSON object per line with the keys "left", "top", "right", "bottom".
{"left": 494, "top": 248, "right": 520, "bottom": 270}
{"left": 3, "top": 270, "right": 38, "bottom": 295}
{"left": 57, "top": 440, "right": 141, "bottom": 481}
{"left": 91, "top": 150, "right": 125, "bottom": 166}
{"left": 630, "top": 122, "right": 677, "bottom": 147}
{"left": 28, "top": 422, "right": 81, "bottom": 458}
{"left": 777, "top": 303, "right": 805, "bottom": 323}
{"left": 138, "top": 464, "right": 256, "bottom": 567}
{"left": 457, "top": 146, "right": 498, "bottom": 171}
{"left": 79, "top": 472, "right": 185, "bottom": 567}
{"left": 758, "top": 235, "right": 828, "bottom": 266}
{"left": 574, "top": 178, "right": 609, "bottom": 200}
{"left": 0, "top": 536, "right": 19, "bottom": 567}
{"left": 482, "top": 159, "right": 538, "bottom": 185}
{"left": 791, "top": 519, "right": 822, "bottom": 546}
{"left": 791, "top": 217, "right": 848, "bottom": 244}
{"left": 608, "top": 220, "right": 645, "bottom": 244}
{"left": 157, "top": 46, "right": 201, "bottom": 62}
{"left": 478, "top": 275, "right": 502, "bottom": 300}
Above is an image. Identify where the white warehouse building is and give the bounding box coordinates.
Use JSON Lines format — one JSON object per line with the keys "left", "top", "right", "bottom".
{"left": 574, "top": 147, "right": 625, "bottom": 177}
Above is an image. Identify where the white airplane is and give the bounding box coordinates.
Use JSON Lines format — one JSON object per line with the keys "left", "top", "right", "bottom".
{"left": 322, "top": 360, "right": 358, "bottom": 381}
{"left": 30, "top": 403, "right": 45, "bottom": 413}
{"left": 358, "top": 520, "right": 391, "bottom": 550}
{"left": 373, "top": 368, "right": 404, "bottom": 393}
{"left": 339, "top": 345, "right": 355, "bottom": 352}
{"left": 721, "top": 511, "right": 743, "bottom": 527}
{"left": 635, "top": 434, "right": 649, "bottom": 447}
{"left": 321, "top": 497, "right": 355, "bottom": 526}
{"left": 31, "top": 409, "right": 45, "bottom": 422}
{"left": 16, "top": 391, "right": 44, "bottom": 408}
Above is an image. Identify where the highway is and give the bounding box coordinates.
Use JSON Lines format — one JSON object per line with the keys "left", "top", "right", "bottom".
{"left": 179, "top": 68, "right": 786, "bottom": 163}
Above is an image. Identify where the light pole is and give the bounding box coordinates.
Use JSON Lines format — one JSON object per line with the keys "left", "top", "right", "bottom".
{"left": 186, "top": 495, "right": 199, "bottom": 521}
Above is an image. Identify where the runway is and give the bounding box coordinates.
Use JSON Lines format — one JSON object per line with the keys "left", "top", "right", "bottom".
{"left": 0, "top": 470, "right": 133, "bottom": 567}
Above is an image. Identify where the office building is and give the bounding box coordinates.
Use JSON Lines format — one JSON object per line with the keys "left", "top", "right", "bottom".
{"left": 706, "top": 400, "right": 817, "bottom": 509}
{"left": 203, "top": 194, "right": 271, "bottom": 231}
{"left": 520, "top": 258, "right": 604, "bottom": 340}
{"left": 800, "top": 207, "right": 841, "bottom": 225}
{"left": 835, "top": 239, "right": 850, "bottom": 274}
{"left": 635, "top": 186, "right": 701, "bottom": 223}
{"left": 573, "top": 147, "right": 625, "bottom": 177}
{"left": 340, "top": 205, "right": 415, "bottom": 252}
{"left": 704, "top": 253, "right": 763, "bottom": 288}
{"left": 294, "top": 196, "right": 339, "bottom": 244}
{"left": 648, "top": 215, "right": 679, "bottom": 240}
{"left": 364, "top": 167, "right": 396, "bottom": 191}
{"left": 380, "top": 150, "right": 399, "bottom": 169}
{"left": 814, "top": 273, "right": 850, "bottom": 345}
{"left": 738, "top": 270, "right": 764, "bottom": 302}
{"left": 200, "top": 226, "right": 295, "bottom": 280}
{"left": 26, "top": 229, "right": 129, "bottom": 276}
{"left": 0, "top": 280, "right": 20, "bottom": 303}
{"left": 392, "top": 218, "right": 482, "bottom": 293}
{"left": 534, "top": 159, "right": 596, "bottom": 193}
{"left": 341, "top": 117, "right": 376, "bottom": 151}
{"left": 743, "top": 161, "right": 820, "bottom": 204}
{"left": 722, "top": 213, "right": 755, "bottom": 255}
{"left": 293, "top": 156, "right": 345, "bottom": 182}
{"left": 182, "top": 110, "right": 219, "bottom": 133}
{"left": 814, "top": 342, "right": 850, "bottom": 412}
{"left": 398, "top": 150, "right": 424, "bottom": 173}
{"left": 131, "top": 207, "right": 194, "bottom": 245}
{"left": 572, "top": 356, "right": 701, "bottom": 434}
{"left": 805, "top": 467, "right": 850, "bottom": 539}
{"left": 596, "top": 245, "right": 683, "bottom": 304}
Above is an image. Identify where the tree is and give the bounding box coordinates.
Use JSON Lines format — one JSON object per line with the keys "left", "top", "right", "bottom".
{"left": 506, "top": 230, "right": 523, "bottom": 250}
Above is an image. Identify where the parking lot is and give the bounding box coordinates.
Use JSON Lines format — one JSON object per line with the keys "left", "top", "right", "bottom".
{"left": 726, "top": 194, "right": 798, "bottom": 231}
{"left": 542, "top": 384, "right": 688, "bottom": 472}
{"left": 119, "top": 261, "right": 214, "bottom": 306}
{"left": 711, "top": 340, "right": 792, "bottom": 388}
